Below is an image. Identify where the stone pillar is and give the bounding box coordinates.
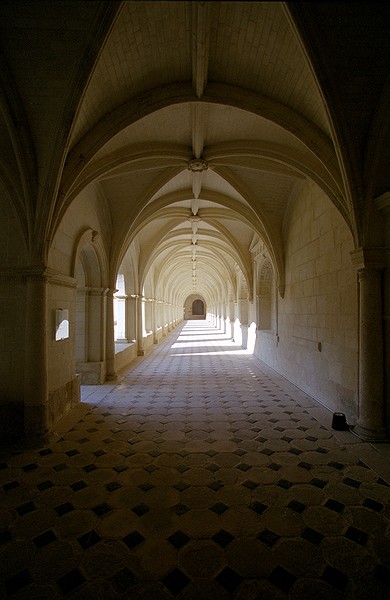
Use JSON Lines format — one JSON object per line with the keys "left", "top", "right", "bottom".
{"left": 105, "top": 288, "right": 117, "bottom": 381}
{"left": 137, "top": 295, "right": 146, "bottom": 355}
{"left": 351, "top": 248, "right": 386, "bottom": 440}
{"left": 127, "top": 295, "right": 138, "bottom": 342}
{"left": 24, "top": 270, "right": 50, "bottom": 441}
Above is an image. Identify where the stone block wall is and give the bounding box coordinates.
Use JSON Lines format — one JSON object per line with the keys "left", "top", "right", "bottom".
{"left": 254, "top": 180, "right": 358, "bottom": 423}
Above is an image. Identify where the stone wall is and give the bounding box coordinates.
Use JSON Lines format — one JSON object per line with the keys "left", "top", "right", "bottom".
{"left": 254, "top": 180, "right": 358, "bottom": 423}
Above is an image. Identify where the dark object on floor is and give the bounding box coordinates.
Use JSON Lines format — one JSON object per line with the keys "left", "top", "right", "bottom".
{"left": 332, "top": 412, "right": 348, "bottom": 430}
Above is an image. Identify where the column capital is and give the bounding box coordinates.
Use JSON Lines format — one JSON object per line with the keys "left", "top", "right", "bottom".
{"left": 350, "top": 247, "right": 386, "bottom": 271}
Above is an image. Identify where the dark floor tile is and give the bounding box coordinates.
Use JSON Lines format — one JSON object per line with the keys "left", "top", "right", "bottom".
{"left": 216, "top": 567, "right": 243, "bottom": 593}
{"left": 106, "top": 481, "right": 123, "bottom": 492}
{"left": 282, "top": 436, "right": 293, "bottom": 442}
{"left": 208, "top": 481, "right": 224, "bottom": 491}
{"left": 363, "top": 498, "right": 384, "bottom": 512}
{"left": 345, "top": 526, "right": 369, "bottom": 546}
{"left": 113, "top": 464, "right": 128, "bottom": 473}
{"left": 206, "top": 463, "right": 220, "bottom": 473}
{"left": 167, "top": 530, "right": 191, "bottom": 549}
{"left": 4, "top": 480, "right": 20, "bottom": 491}
{"left": 324, "top": 499, "right": 345, "bottom": 513}
{"left": 121, "top": 450, "right": 135, "bottom": 458}
{"left": 0, "top": 529, "right": 12, "bottom": 545}
{"left": 173, "top": 481, "right": 190, "bottom": 492}
{"left": 70, "top": 480, "right": 88, "bottom": 492}
{"left": 343, "top": 477, "right": 361, "bottom": 488}
{"left": 16, "top": 501, "right": 36, "bottom": 516}
{"left": 78, "top": 529, "right": 102, "bottom": 549}
{"left": 39, "top": 448, "right": 53, "bottom": 456}
{"left": 209, "top": 502, "right": 229, "bottom": 515}
{"left": 66, "top": 449, "right": 80, "bottom": 457}
{"left": 257, "top": 529, "right": 280, "bottom": 547}
{"left": 287, "top": 500, "right": 306, "bottom": 513}
{"left": 302, "top": 527, "right": 324, "bottom": 545}
{"left": 132, "top": 503, "right": 150, "bottom": 516}
{"left": 122, "top": 530, "right": 146, "bottom": 549}
{"left": 289, "top": 448, "right": 302, "bottom": 455}
{"left": 212, "top": 529, "right": 234, "bottom": 548}
{"left": 236, "top": 463, "right": 251, "bottom": 472}
{"left": 205, "top": 450, "right": 218, "bottom": 457}
{"left": 52, "top": 463, "right": 68, "bottom": 472}
{"left": 93, "top": 502, "right": 113, "bottom": 517}
{"left": 277, "top": 479, "right": 293, "bottom": 489}
{"left": 328, "top": 461, "right": 344, "bottom": 470}
{"left": 93, "top": 449, "right": 106, "bottom": 457}
{"left": 310, "top": 478, "right": 327, "bottom": 489}
{"left": 33, "top": 529, "right": 57, "bottom": 548}
{"left": 268, "top": 565, "right": 296, "bottom": 593}
{"left": 83, "top": 463, "right": 97, "bottom": 473}
{"left": 171, "top": 503, "right": 191, "bottom": 516}
{"left": 22, "top": 463, "right": 38, "bottom": 472}
{"left": 268, "top": 463, "right": 282, "bottom": 471}
{"left": 148, "top": 449, "right": 162, "bottom": 457}
{"left": 5, "top": 569, "right": 33, "bottom": 594}
{"left": 298, "top": 461, "right": 312, "bottom": 470}
{"left": 242, "top": 479, "right": 259, "bottom": 490}
{"left": 37, "top": 480, "right": 54, "bottom": 491}
{"left": 233, "top": 449, "right": 247, "bottom": 456}
{"left": 55, "top": 502, "right": 74, "bottom": 516}
{"left": 144, "top": 464, "right": 159, "bottom": 473}
{"left": 57, "top": 568, "right": 86, "bottom": 594}
{"left": 176, "top": 465, "right": 190, "bottom": 473}
{"left": 78, "top": 437, "right": 90, "bottom": 444}
{"left": 321, "top": 565, "right": 349, "bottom": 592}
{"left": 249, "top": 501, "right": 268, "bottom": 515}
{"left": 110, "top": 567, "right": 139, "bottom": 594}
{"left": 261, "top": 448, "right": 275, "bottom": 456}
{"left": 315, "top": 447, "right": 329, "bottom": 454}
{"left": 162, "top": 568, "right": 190, "bottom": 596}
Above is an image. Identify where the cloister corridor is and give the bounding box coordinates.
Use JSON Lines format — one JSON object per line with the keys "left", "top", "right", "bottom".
{"left": 1, "top": 320, "right": 389, "bottom": 599}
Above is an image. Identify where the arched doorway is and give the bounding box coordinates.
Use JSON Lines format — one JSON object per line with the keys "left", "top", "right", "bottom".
{"left": 184, "top": 294, "right": 206, "bottom": 319}
{"left": 192, "top": 299, "right": 204, "bottom": 316}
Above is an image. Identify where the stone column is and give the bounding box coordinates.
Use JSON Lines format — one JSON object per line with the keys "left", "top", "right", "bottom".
{"left": 24, "top": 270, "right": 50, "bottom": 441}
{"left": 105, "top": 288, "right": 117, "bottom": 381}
{"left": 127, "top": 295, "right": 138, "bottom": 342}
{"left": 351, "top": 248, "right": 386, "bottom": 440}
{"left": 137, "top": 295, "right": 146, "bottom": 355}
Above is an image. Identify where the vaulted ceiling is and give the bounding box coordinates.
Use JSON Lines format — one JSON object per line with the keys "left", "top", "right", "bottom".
{"left": 1, "top": 1, "right": 389, "bottom": 305}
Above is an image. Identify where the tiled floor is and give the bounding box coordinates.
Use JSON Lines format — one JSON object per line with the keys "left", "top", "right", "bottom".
{"left": 1, "top": 320, "right": 390, "bottom": 599}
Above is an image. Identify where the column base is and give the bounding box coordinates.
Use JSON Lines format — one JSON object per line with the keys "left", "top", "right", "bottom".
{"left": 351, "top": 423, "right": 388, "bottom": 442}
{"left": 105, "top": 372, "right": 118, "bottom": 382}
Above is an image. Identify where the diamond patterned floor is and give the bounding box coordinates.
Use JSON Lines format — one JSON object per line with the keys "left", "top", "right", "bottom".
{"left": 1, "top": 320, "right": 390, "bottom": 599}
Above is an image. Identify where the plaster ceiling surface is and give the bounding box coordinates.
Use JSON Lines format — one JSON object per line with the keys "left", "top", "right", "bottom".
{"left": 65, "top": 1, "right": 339, "bottom": 305}
{"left": 4, "top": 1, "right": 367, "bottom": 306}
